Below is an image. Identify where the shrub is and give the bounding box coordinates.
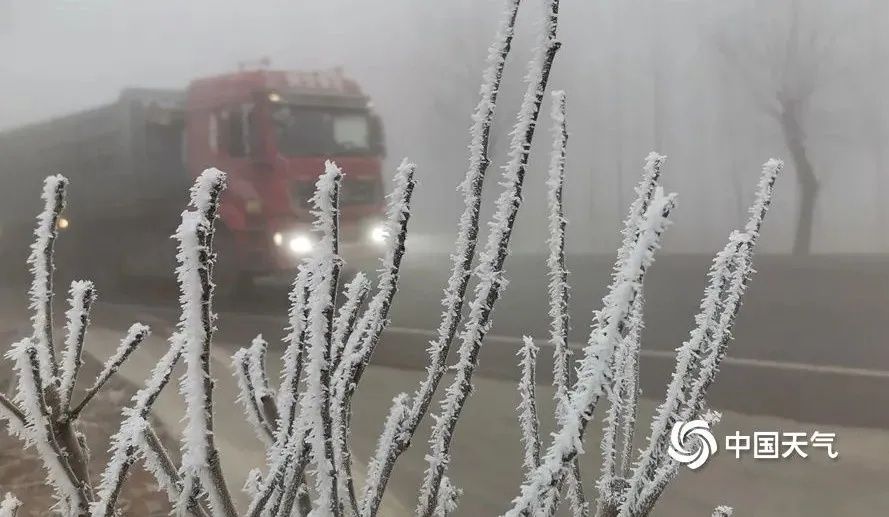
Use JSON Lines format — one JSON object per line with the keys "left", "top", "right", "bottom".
{"left": 0, "top": 0, "right": 780, "bottom": 515}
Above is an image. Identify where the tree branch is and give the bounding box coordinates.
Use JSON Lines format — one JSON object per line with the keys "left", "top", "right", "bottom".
{"left": 300, "top": 161, "right": 344, "bottom": 516}
{"left": 8, "top": 340, "right": 87, "bottom": 514}
{"left": 58, "top": 280, "right": 96, "bottom": 413}
{"left": 67, "top": 322, "right": 149, "bottom": 422}
{"left": 174, "top": 168, "right": 237, "bottom": 517}
{"left": 505, "top": 182, "right": 676, "bottom": 517}
{"left": 419, "top": 1, "right": 562, "bottom": 512}
{"left": 517, "top": 336, "right": 541, "bottom": 473}
{"left": 27, "top": 175, "right": 67, "bottom": 387}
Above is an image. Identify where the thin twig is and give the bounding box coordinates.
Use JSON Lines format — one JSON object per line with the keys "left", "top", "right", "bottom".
{"left": 67, "top": 323, "right": 149, "bottom": 422}
{"left": 418, "top": 1, "right": 562, "bottom": 513}
{"left": 517, "top": 336, "right": 541, "bottom": 472}
{"left": 58, "top": 280, "right": 96, "bottom": 414}
{"left": 174, "top": 168, "right": 237, "bottom": 517}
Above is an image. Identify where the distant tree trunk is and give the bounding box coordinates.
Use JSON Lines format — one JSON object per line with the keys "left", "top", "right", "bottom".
{"left": 780, "top": 101, "right": 818, "bottom": 255}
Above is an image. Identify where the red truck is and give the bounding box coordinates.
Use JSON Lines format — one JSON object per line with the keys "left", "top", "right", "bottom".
{"left": 0, "top": 68, "right": 388, "bottom": 292}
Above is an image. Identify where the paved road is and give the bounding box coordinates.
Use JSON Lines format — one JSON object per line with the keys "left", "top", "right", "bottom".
{"left": 2, "top": 252, "right": 888, "bottom": 515}
{"left": 73, "top": 251, "right": 889, "bottom": 430}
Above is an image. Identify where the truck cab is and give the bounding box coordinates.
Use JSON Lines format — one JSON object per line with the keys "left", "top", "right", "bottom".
{"left": 184, "top": 68, "right": 388, "bottom": 281}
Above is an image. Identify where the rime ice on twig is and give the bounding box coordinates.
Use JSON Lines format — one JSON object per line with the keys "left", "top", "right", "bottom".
{"left": 326, "top": 159, "right": 416, "bottom": 515}
{"left": 0, "top": 493, "right": 22, "bottom": 517}
{"left": 359, "top": 4, "right": 523, "bottom": 513}
{"left": 0, "top": 392, "right": 27, "bottom": 437}
{"left": 506, "top": 183, "right": 676, "bottom": 517}
{"left": 545, "top": 89, "right": 588, "bottom": 517}
{"left": 7, "top": 340, "right": 85, "bottom": 515}
{"left": 330, "top": 272, "right": 371, "bottom": 513}
{"left": 92, "top": 336, "right": 200, "bottom": 517}
{"left": 619, "top": 160, "right": 781, "bottom": 517}
{"left": 59, "top": 281, "right": 96, "bottom": 413}
{"left": 712, "top": 505, "right": 734, "bottom": 517}
{"left": 174, "top": 168, "right": 237, "bottom": 517}
{"left": 517, "top": 336, "right": 541, "bottom": 473}
{"left": 418, "top": 1, "right": 562, "bottom": 513}
{"left": 233, "top": 337, "right": 275, "bottom": 444}
{"left": 405, "top": 0, "right": 521, "bottom": 438}
{"left": 68, "top": 323, "right": 149, "bottom": 421}
{"left": 245, "top": 336, "right": 276, "bottom": 426}
{"left": 331, "top": 272, "right": 370, "bottom": 374}
{"left": 300, "top": 160, "right": 344, "bottom": 516}
{"left": 433, "top": 476, "right": 461, "bottom": 517}
{"left": 276, "top": 264, "right": 311, "bottom": 445}
{"left": 546, "top": 91, "right": 570, "bottom": 409}
{"left": 361, "top": 392, "right": 409, "bottom": 516}
{"left": 28, "top": 175, "right": 67, "bottom": 384}
{"left": 593, "top": 153, "right": 666, "bottom": 517}
{"left": 333, "top": 159, "right": 416, "bottom": 394}
{"left": 243, "top": 469, "right": 263, "bottom": 499}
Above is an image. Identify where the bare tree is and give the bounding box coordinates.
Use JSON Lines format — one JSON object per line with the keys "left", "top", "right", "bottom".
{"left": 711, "top": 0, "right": 852, "bottom": 254}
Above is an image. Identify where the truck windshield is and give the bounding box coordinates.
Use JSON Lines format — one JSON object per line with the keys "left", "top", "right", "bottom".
{"left": 271, "top": 105, "right": 371, "bottom": 156}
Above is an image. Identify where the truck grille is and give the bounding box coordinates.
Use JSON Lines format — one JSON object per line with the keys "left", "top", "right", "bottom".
{"left": 291, "top": 176, "right": 380, "bottom": 209}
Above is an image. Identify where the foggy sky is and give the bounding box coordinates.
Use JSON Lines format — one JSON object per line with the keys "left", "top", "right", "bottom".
{"left": 1, "top": 0, "right": 886, "bottom": 253}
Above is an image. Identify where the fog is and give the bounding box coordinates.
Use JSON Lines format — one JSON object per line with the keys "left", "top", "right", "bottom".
{"left": 1, "top": 0, "right": 886, "bottom": 253}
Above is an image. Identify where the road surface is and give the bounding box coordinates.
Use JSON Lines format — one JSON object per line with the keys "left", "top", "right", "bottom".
{"left": 76, "top": 251, "right": 889, "bottom": 430}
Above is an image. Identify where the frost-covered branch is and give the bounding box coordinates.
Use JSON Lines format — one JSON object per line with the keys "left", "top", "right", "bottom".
{"left": 544, "top": 89, "right": 588, "bottom": 517}
{"left": 434, "top": 476, "right": 461, "bottom": 517}
{"left": 233, "top": 337, "right": 276, "bottom": 444}
{"left": 618, "top": 160, "right": 781, "bottom": 517}
{"left": 418, "top": 2, "right": 562, "bottom": 513}
{"left": 0, "top": 393, "right": 26, "bottom": 433}
{"left": 67, "top": 323, "right": 149, "bottom": 422}
{"left": 505, "top": 183, "right": 676, "bottom": 517}
{"left": 517, "top": 336, "right": 541, "bottom": 473}
{"left": 359, "top": 3, "right": 523, "bottom": 513}
{"left": 333, "top": 159, "right": 416, "bottom": 396}
{"left": 275, "top": 264, "right": 311, "bottom": 446}
{"left": 299, "top": 160, "right": 344, "bottom": 516}
{"left": 361, "top": 392, "right": 409, "bottom": 516}
{"left": 245, "top": 336, "right": 277, "bottom": 430}
{"left": 593, "top": 153, "right": 666, "bottom": 517}
{"left": 0, "top": 493, "right": 22, "bottom": 517}
{"left": 330, "top": 272, "right": 370, "bottom": 374}
{"left": 92, "top": 335, "right": 197, "bottom": 517}
{"left": 173, "top": 168, "right": 237, "bottom": 517}
{"left": 58, "top": 281, "right": 96, "bottom": 413}
{"left": 28, "top": 175, "right": 67, "bottom": 385}
{"left": 404, "top": 0, "right": 521, "bottom": 442}
{"left": 712, "top": 505, "right": 734, "bottom": 517}
{"left": 326, "top": 159, "right": 416, "bottom": 516}
{"left": 243, "top": 161, "right": 370, "bottom": 516}
{"left": 547, "top": 90, "right": 571, "bottom": 418}
{"left": 330, "top": 273, "right": 371, "bottom": 514}
{"left": 7, "top": 339, "right": 87, "bottom": 515}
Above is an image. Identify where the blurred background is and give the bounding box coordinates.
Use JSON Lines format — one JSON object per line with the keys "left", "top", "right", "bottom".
{"left": 0, "top": 0, "right": 887, "bottom": 515}
{"left": 1, "top": 0, "right": 887, "bottom": 253}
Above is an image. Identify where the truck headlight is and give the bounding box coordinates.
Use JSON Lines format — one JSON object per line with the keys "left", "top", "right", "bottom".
{"left": 273, "top": 232, "right": 284, "bottom": 246}
{"left": 370, "top": 224, "right": 388, "bottom": 244}
{"left": 289, "top": 235, "right": 313, "bottom": 255}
